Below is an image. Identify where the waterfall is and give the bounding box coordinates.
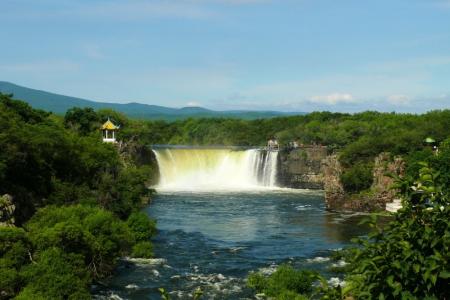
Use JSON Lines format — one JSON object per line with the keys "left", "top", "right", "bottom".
{"left": 152, "top": 148, "right": 279, "bottom": 190}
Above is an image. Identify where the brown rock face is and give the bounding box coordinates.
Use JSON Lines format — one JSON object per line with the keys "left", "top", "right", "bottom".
{"left": 323, "top": 153, "right": 405, "bottom": 212}
{"left": 322, "top": 155, "right": 346, "bottom": 210}
{"left": 370, "top": 153, "right": 405, "bottom": 210}
{"left": 277, "top": 146, "right": 328, "bottom": 189}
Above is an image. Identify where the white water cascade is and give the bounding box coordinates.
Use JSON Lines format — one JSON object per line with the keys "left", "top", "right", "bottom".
{"left": 152, "top": 148, "right": 279, "bottom": 191}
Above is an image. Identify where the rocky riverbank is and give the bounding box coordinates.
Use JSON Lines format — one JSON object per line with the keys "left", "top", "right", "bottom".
{"left": 278, "top": 148, "right": 404, "bottom": 212}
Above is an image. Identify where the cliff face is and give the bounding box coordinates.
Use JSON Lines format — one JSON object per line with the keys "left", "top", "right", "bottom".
{"left": 277, "top": 147, "right": 327, "bottom": 189}
{"left": 322, "top": 155, "right": 346, "bottom": 209}
{"left": 322, "top": 153, "right": 404, "bottom": 212}
{"left": 278, "top": 148, "right": 404, "bottom": 212}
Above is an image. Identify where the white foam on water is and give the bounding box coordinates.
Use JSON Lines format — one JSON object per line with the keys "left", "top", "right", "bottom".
{"left": 296, "top": 204, "right": 313, "bottom": 211}
{"left": 257, "top": 263, "right": 278, "bottom": 276}
{"left": 328, "top": 277, "right": 346, "bottom": 287}
{"left": 171, "top": 272, "right": 244, "bottom": 298}
{"left": 331, "top": 260, "right": 348, "bottom": 268}
{"left": 93, "top": 292, "right": 125, "bottom": 300}
{"left": 125, "top": 284, "right": 139, "bottom": 289}
{"left": 122, "top": 257, "right": 167, "bottom": 266}
{"left": 306, "top": 256, "right": 331, "bottom": 263}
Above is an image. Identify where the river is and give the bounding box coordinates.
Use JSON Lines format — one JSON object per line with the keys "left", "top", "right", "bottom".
{"left": 94, "top": 148, "right": 370, "bottom": 299}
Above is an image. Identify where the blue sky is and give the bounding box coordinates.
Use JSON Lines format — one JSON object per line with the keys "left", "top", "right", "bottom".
{"left": 1, "top": 0, "right": 450, "bottom": 112}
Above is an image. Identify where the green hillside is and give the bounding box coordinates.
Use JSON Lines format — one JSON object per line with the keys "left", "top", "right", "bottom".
{"left": 0, "top": 81, "right": 304, "bottom": 120}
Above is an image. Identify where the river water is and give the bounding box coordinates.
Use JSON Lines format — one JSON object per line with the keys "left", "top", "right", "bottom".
{"left": 95, "top": 189, "right": 369, "bottom": 299}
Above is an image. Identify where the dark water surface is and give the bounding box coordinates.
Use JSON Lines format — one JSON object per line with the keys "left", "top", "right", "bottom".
{"left": 96, "top": 190, "right": 369, "bottom": 299}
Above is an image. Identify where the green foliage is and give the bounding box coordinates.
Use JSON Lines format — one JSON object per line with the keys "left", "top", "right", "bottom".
{"left": 0, "top": 95, "right": 124, "bottom": 224}
{"left": 64, "top": 107, "right": 100, "bottom": 135}
{"left": 25, "top": 205, "right": 133, "bottom": 278}
{"left": 0, "top": 94, "right": 157, "bottom": 225}
{"left": 340, "top": 162, "right": 374, "bottom": 193}
{"left": 131, "top": 241, "right": 154, "bottom": 258}
{"left": 98, "top": 166, "right": 153, "bottom": 218}
{"left": 0, "top": 227, "right": 30, "bottom": 298}
{"left": 17, "top": 248, "right": 91, "bottom": 300}
{"left": 247, "top": 265, "right": 316, "bottom": 299}
{"left": 341, "top": 164, "right": 450, "bottom": 299}
{"left": 0, "top": 95, "right": 158, "bottom": 299}
{"left": 276, "top": 290, "right": 308, "bottom": 300}
{"left": 0, "top": 92, "right": 49, "bottom": 124}
{"left": 97, "top": 108, "right": 128, "bottom": 128}
{"left": 127, "top": 211, "right": 157, "bottom": 242}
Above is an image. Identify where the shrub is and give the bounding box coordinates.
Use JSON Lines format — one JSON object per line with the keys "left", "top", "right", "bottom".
{"left": 127, "top": 211, "right": 157, "bottom": 242}
{"left": 131, "top": 241, "right": 154, "bottom": 258}
{"left": 25, "top": 205, "right": 133, "bottom": 278}
{"left": 340, "top": 162, "right": 373, "bottom": 193}
{"left": 247, "top": 265, "right": 316, "bottom": 298}
{"left": 0, "top": 227, "right": 30, "bottom": 298}
{"left": 17, "top": 248, "right": 90, "bottom": 300}
{"left": 342, "top": 165, "right": 450, "bottom": 299}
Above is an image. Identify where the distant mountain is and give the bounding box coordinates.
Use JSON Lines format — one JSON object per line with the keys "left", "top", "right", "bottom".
{"left": 0, "top": 81, "right": 305, "bottom": 120}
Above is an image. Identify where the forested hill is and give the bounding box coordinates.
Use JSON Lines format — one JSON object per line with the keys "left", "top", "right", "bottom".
{"left": 0, "top": 81, "right": 303, "bottom": 120}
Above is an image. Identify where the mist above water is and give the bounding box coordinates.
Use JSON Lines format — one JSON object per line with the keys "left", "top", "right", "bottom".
{"left": 152, "top": 148, "right": 279, "bottom": 191}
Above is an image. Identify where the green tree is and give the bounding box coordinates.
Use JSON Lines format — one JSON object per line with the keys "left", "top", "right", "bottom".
{"left": 25, "top": 205, "right": 133, "bottom": 278}
{"left": 64, "top": 107, "right": 100, "bottom": 135}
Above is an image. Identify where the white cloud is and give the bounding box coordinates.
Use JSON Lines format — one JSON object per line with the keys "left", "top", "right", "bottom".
{"left": 186, "top": 101, "right": 201, "bottom": 107}
{"left": 309, "top": 93, "right": 356, "bottom": 105}
{"left": 387, "top": 94, "right": 410, "bottom": 106}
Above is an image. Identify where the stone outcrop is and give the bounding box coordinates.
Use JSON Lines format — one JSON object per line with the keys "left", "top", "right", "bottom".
{"left": 277, "top": 146, "right": 327, "bottom": 189}
{"left": 0, "top": 194, "right": 15, "bottom": 226}
{"left": 322, "top": 153, "right": 405, "bottom": 212}
{"left": 118, "top": 139, "right": 158, "bottom": 168}
{"left": 370, "top": 153, "right": 405, "bottom": 206}
{"left": 322, "top": 155, "right": 346, "bottom": 209}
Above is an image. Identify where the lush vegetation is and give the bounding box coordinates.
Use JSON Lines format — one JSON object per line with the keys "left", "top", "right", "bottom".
{"left": 0, "top": 94, "right": 157, "bottom": 299}
{"left": 340, "top": 164, "right": 450, "bottom": 299}
{"left": 247, "top": 265, "right": 316, "bottom": 299}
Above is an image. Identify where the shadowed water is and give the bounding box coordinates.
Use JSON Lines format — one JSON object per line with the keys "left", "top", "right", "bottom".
{"left": 94, "top": 190, "right": 370, "bottom": 299}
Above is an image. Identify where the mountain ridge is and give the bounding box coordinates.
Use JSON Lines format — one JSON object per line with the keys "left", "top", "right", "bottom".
{"left": 0, "top": 81, "right": 305, "bottom": 120}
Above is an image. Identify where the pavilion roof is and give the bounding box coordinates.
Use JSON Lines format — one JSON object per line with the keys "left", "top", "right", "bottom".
{"left": 101, "top": 119, "right": 119, "bottom": 130}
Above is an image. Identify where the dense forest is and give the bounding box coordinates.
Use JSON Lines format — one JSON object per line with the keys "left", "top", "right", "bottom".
{"left": 0, "top": 94, "right": 157, "bottom": 299}
{"left": 1, "top": 93, "right": 449, "bottom": 299}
